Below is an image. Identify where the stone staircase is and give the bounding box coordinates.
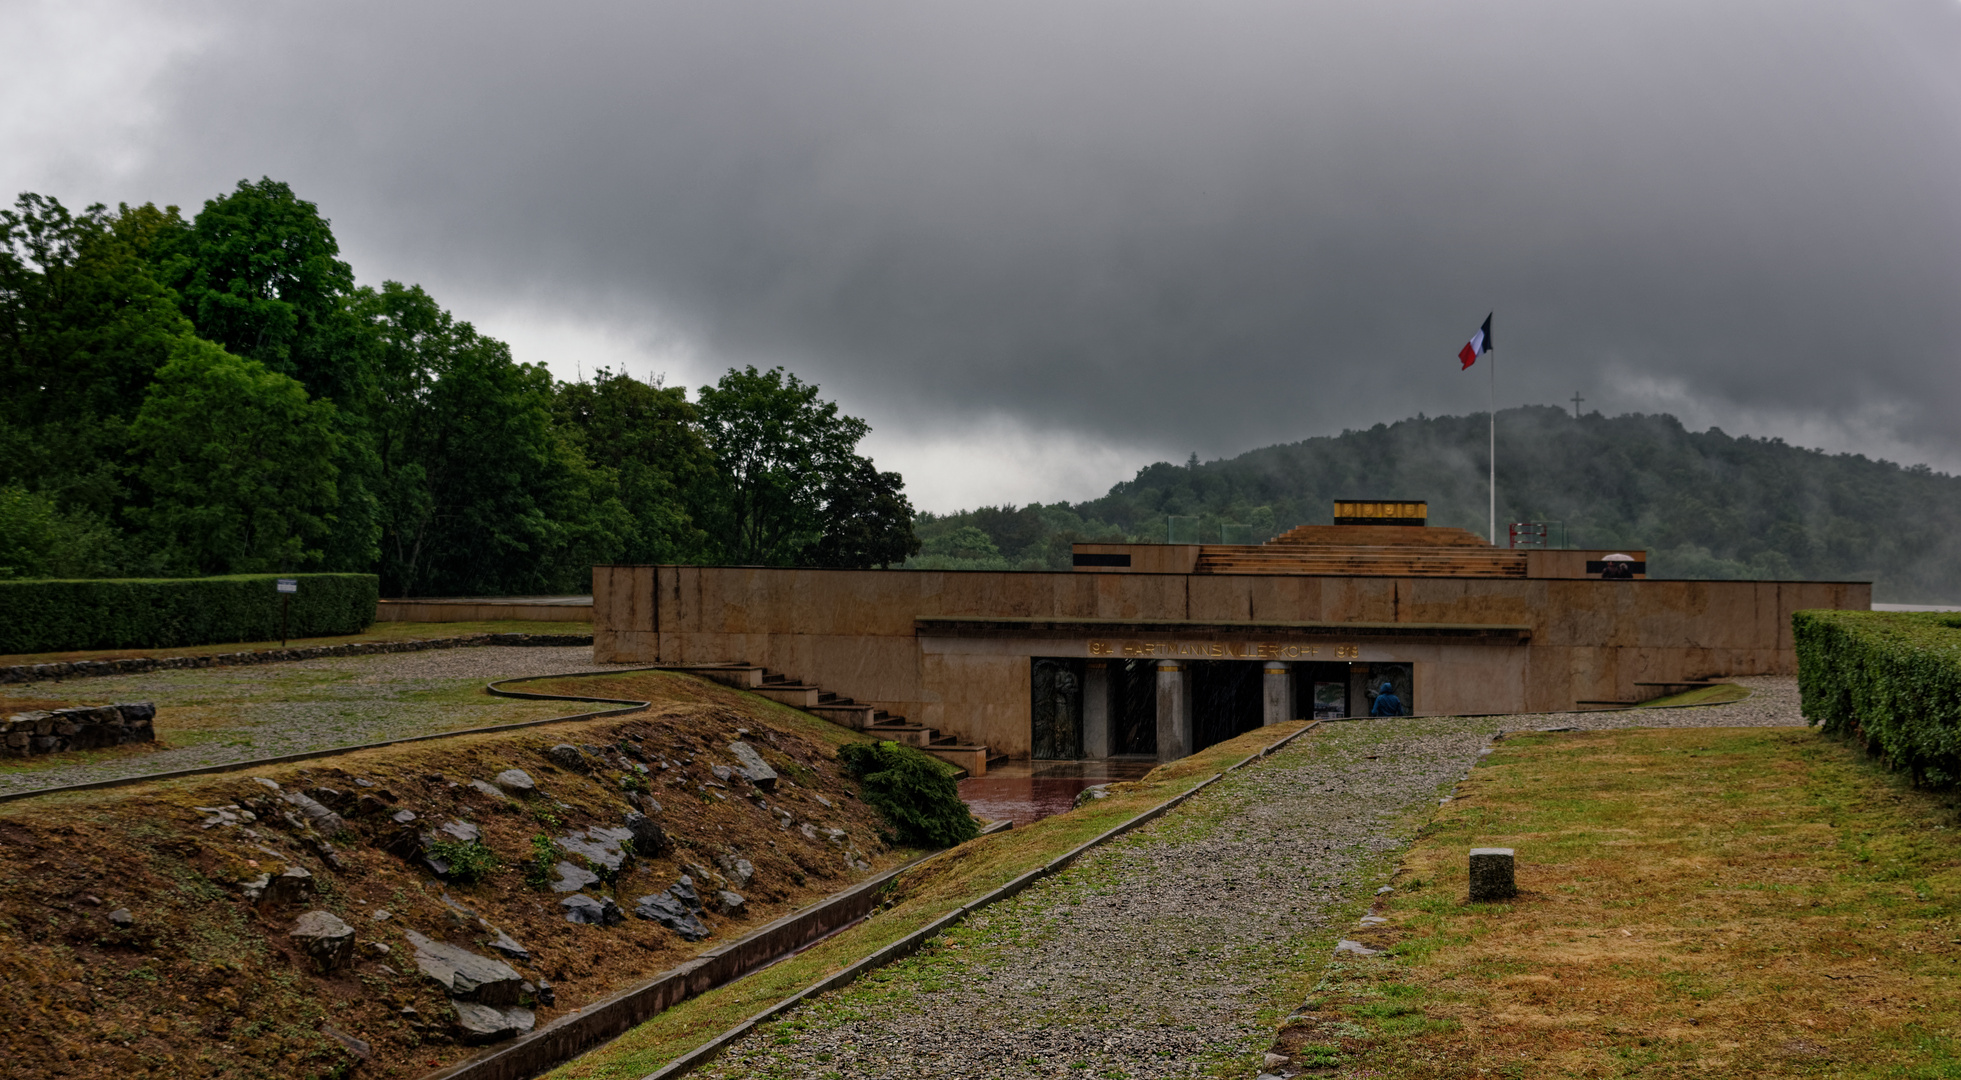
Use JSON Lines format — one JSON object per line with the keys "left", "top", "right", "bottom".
{"left": 660, "top": 663, "right": 1003, "bottom": 777}
{"left": 1195, "top": 524, "right": 1527, "bottom": 578}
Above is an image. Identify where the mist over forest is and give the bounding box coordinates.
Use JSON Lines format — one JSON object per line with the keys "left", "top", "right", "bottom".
{"left": 912, "top": 406, "right": 1961, "bottom": 604}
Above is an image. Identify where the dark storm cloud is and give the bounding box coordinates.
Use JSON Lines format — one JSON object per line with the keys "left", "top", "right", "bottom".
{"left": 42, "top": 0, "right": 1961, "bottom": 475}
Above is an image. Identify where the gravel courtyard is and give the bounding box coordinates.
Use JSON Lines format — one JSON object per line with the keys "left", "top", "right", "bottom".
{"left": 0, "top": 645, "right": 612, "bottom": 796}
{"left": 695, "top": 678, "right": 1812, "bottom": 1080}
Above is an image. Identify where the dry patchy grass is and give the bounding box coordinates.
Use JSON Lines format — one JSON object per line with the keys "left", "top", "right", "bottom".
{"left": 1281, "top": 726, "right": 1961, "bottom": 1078}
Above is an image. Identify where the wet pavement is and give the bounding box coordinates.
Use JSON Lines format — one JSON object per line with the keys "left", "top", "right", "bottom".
{"left": 957, "top": 757, "right": 1158, "bottom": 825}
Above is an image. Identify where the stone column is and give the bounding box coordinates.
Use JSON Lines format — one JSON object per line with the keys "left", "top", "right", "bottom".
{"left": 1082, "top": 661, "right": 1111, "bottom": 759}
{"left": 1156, "top": 660, "right": 1190, "bottom": 762}
{"left": 1262, "top": 662, "right": 1293, "bottom": 726}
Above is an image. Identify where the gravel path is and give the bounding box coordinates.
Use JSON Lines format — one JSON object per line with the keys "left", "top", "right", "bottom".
{"left": 696, "top": 676, "right": 1814, "bottom": 1080}
{"left": 0, "top": 646, "right": 617, "bottom": 797}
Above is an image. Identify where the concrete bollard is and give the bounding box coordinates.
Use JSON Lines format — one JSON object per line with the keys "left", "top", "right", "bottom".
{"left": 1468, "top": 847, "right": 1516, "bottom": 901}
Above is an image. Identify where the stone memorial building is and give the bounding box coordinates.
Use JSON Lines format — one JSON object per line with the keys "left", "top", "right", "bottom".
{"left": 593, "top": 501, "right": 1866, "bottom": 775}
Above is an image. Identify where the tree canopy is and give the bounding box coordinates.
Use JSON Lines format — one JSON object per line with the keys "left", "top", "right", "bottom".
{"left": 0, "top": 182, "right": 919, "bottom": 590}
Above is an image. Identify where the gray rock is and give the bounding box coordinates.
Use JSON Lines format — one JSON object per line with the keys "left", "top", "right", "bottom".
{"left": 714, "top": 851, "right": 754, "bottom": 886}
{"left": 495, "top": 768, "right": 536, "bottom": 793}
{"left": 238, "top": 873, "right": 273, "bottom": 902}
{"left": 1469, "top": 847, "right": 1517, "bottom": 901}
{"left": 282, "top": 790, "right": 348, "bottom": 837}
{"left": 711, "top": 764, "right": 734, "bottom": 783}
{"left": 391, "top": 808, "right": 417, "bottom": 825}
{"left": 550, "top": 861, "right": 600, "bottom": 893}
{"left": 633, "top": 892, "right": 711, "bottom": 941}
{"left": 403, "top": 928, "right": 525, "bottom": 1004}
{"left": 438, "top": 820, "right": 481, "bottom": 844}
{"left": 107, "top": 907, "right": 134, "bottom": 927}
{"left": 1072, "top": 784, "right": 1112, "bottom": 809}
{"left": 716, "top": 889, "right": 746, "bottom": 915}
{"left": 320, "top": 1022, "right": 371, "bottom": 1060}
{"left": 467, "top": 779, "right": 508, "bottom": 801}
{"left": 452, "top": 1000, "right": 537, "bottom": 1044}
{"left": 259, "top": 866, "right": 316, "bottom": 908}
{"left": 558, "top": 826, "right": 633, "bottom": 877}
{"left": 670, "top": 875, "right": 705, "bottom": 913}
{"left": 728, "top": 741, "right": 779, "bottom": 792}
{"left": 561, "top": 894, "right": 624, "bottom": 926}
{"left": 545, "top": 744, "right": 588, "bottom": 772}
{"left": 291, "top": 910, "right": 357, "bottom": 973}
{"left": 623, "top": 811, "right": 672, "bottom": 858}
{"left": 1334, "top": 939, "right": 1381, "bottom": 957}
{"left": 484, "top": 928, "right": 530, "bottom": 962}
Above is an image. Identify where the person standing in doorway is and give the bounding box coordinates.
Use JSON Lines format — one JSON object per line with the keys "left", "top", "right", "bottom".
{"left": 1370, "top": 681, "right": 1404, "bottom": 717}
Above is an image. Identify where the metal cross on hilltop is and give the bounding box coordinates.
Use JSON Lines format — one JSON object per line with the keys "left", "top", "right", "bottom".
{"left": 1571, "top": 391, "right": 1585, "bottom": 418}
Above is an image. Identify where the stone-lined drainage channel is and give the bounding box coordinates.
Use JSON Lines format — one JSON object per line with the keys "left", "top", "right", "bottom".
{"left": 687, "top": 715, "right": 1501, "bottom": 1080}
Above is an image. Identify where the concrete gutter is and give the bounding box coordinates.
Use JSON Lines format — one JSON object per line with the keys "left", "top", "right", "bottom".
{"left": 422, "top": 821, "right": 1011, "bottom": 1080}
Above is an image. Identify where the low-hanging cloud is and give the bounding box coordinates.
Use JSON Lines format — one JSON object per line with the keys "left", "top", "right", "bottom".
{"left": 8, "top": 0, "right": 1961, "bottom": 509}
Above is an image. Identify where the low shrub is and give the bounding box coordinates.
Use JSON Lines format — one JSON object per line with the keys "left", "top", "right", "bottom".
{"left": 424, "top": 838, "right": 499, "bottom": 885}
{"left": 0, "top": 573, "right": 377, "bottom": 653}
{"left": 522, "top": 835, "right": 560, "bottom": 891}
{"left": 836, "top": 740, "right": 979, "bottom": 848}
{"left": 1794, "top": 609, "right": 1961, "bottom": 786}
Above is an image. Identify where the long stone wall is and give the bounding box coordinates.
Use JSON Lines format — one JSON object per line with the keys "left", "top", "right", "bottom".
{"left": 594, "top": 564, "right": 1869, "bottom": 757}
{"left": 2, "top": 702, "right": 155, "bottom": 756}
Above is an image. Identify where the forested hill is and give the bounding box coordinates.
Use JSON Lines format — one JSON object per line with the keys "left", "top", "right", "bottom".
{"left": 912, "top": 407, "right": 1961, "bottom": 603}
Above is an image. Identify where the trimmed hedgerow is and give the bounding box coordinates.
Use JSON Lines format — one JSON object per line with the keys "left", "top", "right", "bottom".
{"left": 1794, "top": 608, "right": 1961, "bottom": 787}
{"left": 836, "top": 740, "right": 979, "bottom": 849}
{"left": 0, "top": 573, "right": 377, "bottom": 654}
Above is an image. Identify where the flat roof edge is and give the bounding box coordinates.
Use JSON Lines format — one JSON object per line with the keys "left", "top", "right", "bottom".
{"left": 915, "top": 616, "right": 1532, "bottom": 640}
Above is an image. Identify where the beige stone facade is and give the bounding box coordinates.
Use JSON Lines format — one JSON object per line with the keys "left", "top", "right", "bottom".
{"left": 593, "top": 557, "right": 1866, "bottom": 766}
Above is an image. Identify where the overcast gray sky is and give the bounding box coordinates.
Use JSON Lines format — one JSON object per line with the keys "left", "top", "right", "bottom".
{"left": 7, "top": 0, "right": 1960, "bottom": 510}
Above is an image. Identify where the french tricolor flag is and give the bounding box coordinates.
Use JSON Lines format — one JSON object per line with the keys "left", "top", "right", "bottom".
{"left": 1458, "top": 314, "right": 1492, "bottom": 369}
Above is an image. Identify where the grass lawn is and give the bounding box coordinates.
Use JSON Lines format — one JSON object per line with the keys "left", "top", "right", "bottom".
{"left": 0, "top": 619, "right": 591, "bottom": 667}
{"left": 1288, "top": 725, "right": 1961, "bottom": 1078}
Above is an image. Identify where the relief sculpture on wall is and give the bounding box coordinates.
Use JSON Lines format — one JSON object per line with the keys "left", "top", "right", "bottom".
{"left": 1031, "top": 658, "right": 1084, "bottom": 760}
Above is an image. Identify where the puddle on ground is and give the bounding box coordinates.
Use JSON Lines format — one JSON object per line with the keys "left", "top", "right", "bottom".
{"left": 959, "top": 758, "right": 1158, "bottom": 826}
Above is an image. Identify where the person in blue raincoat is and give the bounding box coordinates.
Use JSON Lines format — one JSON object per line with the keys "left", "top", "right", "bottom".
{"left": 1370, "top": 681, "right": 1404, "bottom": 717}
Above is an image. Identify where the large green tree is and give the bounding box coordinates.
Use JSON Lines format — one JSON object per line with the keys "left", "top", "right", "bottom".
{"left": 0, "top": 196, "right": 198, "bottom": 524}
{"left": 358, "top": 282, "right": 629, "bottom": 595}
{"left": 154, "top": 179, "right": 382, "bottom": 572}
{"left": 554, "top": 369, "right": 716, "bottom": 563}
{"left": 127, "top": 338, "right": 342, "bottom": 574}
{"left": 695, "top": 366, "right": 881, "bottom": 565}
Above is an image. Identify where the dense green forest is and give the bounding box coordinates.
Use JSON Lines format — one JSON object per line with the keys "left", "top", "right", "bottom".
{"left": 910, "top": 408, "right": 1961, "bottom": 603}
{"left": 0, "top": 181, "right": 919, "bottom": 593}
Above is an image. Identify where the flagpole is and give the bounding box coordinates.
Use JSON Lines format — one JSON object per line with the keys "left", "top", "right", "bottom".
{"left": 1488, "top": 348, "right": 1496, "bottom": 545}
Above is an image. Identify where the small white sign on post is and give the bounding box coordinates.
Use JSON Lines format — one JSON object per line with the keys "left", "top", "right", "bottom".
{"left": 276, "top": 578, "right": 299, "bottom": 594}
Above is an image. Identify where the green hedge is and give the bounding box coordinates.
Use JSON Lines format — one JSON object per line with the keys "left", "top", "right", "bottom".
{"left": 0, "top": 574, "right": 377, "bottom": 654}
{"left": 1794, "top": 609, "right": 1961, "bottom": 787}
